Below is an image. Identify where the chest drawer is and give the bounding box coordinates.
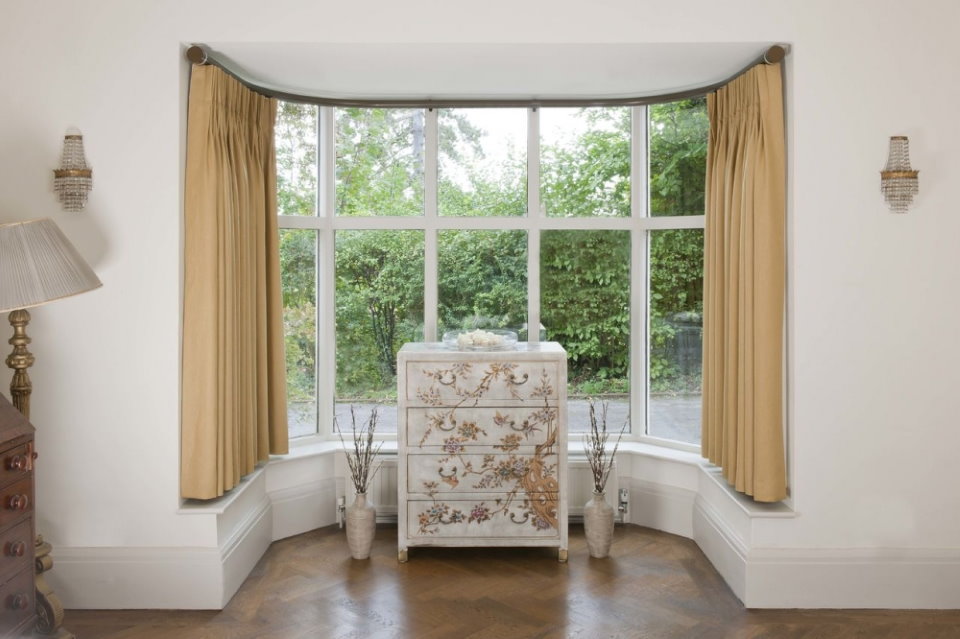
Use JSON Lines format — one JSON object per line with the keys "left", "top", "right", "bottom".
{"left": 0, "top": 564, "right": 34, "bottom": 634}
{"left": 408, "top": 452, "right": 560, "bottom": 495}
{"left": 406, "top": 360, "right": 559, "bottom": 404}
{"left": 0, "top": 444, "right": 32, "bottom": 489}
{"left": 0, "top": 478, "right": 32, "bottom": 530}
{"left": 406, "top": 405, "right": 558, "bottom": 448}
{"left": 0, "top": 520, "right": 31, "bottom": 577}
{"left": 408, "top": 494, "right": 560, "bottom": 538}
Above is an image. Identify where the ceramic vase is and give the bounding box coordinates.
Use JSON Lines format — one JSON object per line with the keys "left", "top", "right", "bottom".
{"left": 583, "top": 491, "right": 615, "bottom": 558}
{"left": 346, "top": 493, "right": 376, "bottom": 559}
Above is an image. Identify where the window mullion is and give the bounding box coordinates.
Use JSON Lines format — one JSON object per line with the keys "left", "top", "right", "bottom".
{"left": 631, "top": 105, "right": 649, "bottom": 439}
{"left": 317, "top": 105, "right": 336, "bottom": 437}
{"left": 527, "top": 107, "right": 541, "bottom": 344}
{"left": 423, "top": 108, "right": 439, "bottom": 342}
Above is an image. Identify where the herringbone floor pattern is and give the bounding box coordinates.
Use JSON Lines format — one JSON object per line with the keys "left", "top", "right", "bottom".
{"left": 66, "top": 524, "right": 960, "bottom": 638}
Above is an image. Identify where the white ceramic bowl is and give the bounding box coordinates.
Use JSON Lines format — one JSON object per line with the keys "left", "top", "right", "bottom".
{"left": 442, "top": 329, "right": 518, "bottom": 351}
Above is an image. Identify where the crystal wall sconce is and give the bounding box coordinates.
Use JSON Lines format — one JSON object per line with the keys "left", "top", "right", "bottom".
{"left": 880, "top": 136, "right": 919, "bottom": 214}
{"left": 53, "top": 129, "right": 93, "bottom": 211}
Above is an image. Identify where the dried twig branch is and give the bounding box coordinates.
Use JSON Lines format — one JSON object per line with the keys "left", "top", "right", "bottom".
{"left": 583, "top": 398, "right": 628, "bottom": 494}
{"left": 336, "top": 405, "right": 384, "bottom": 494}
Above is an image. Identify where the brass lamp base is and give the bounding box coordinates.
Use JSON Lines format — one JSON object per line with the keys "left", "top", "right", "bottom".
{"left": 6, "top": 309, "right": 34, "bottom": 419}
{"left": 6, "top": 310, "right": 71, "bottom": 638}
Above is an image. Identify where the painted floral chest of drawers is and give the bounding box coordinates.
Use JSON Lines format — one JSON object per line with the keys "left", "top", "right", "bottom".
{"left": 397, "top": 342, "right": 567, "bottom": 562}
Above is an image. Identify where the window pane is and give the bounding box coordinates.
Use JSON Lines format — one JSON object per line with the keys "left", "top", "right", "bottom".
{"left": 438, "top": 108, "right": 526, "bottom": 217}
{"left": 276, "top": 102, "right": 318, "bottom": 216}
{"left": 649, "top": 99, "right": 708, "bottom": 217}
{"left": 648, "top": 229, "right": 704, "bottom": 444}
{"left": 541, "top": 230, "right": 630, "bottom": 433}
{"left": 438, "top": 230, "right": 527, "bottom": 336}
{"left": 335, "top": 230, "right": 424, "bottom": 434}
{"left": 335, "top": 108, "right": 425, "bottom": 217}
{"left": 540, "top": 107, "right": 630, "bottom": 218}
{"left": 280, "top": 229, "right": 317, "bottom": 437}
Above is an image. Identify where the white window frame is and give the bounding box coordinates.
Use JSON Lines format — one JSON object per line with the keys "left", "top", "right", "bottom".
{"left": 278, "top": 105, "right": 704, "bottom": 452}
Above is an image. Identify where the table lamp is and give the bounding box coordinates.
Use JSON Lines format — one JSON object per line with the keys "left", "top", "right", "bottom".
{"left": 0, "top": 217, "right": 101, "bottom": 638}
{"left": 0, "top": 218, "right": 102, "bottom": 418}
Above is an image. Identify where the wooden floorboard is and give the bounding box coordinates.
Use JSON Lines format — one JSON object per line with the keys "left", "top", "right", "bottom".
{"left": 65, "top": 524, "right": 960, "bottom": 638}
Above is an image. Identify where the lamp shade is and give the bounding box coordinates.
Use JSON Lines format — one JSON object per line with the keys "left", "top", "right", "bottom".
{"left": 0, "top": 218, "right": 102, "bottom": 313}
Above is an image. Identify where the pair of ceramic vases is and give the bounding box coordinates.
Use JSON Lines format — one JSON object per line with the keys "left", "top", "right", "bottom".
{"left": 344, "top": 492, "right": 616, "bottom": 560}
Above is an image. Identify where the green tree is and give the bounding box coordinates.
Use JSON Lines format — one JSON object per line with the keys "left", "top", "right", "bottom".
{"left": 438, "top": 230, "right": 527, "bottom": 334}
{"left": 279, "top": 229, "right": 316, "bottom": 402}
{"left": 276, "top": 102, "right": 317, "bottom": 217}
{"left": 336, "top": 108, "right": 424, "bottom": 217}
{"left": 335, "top": 230, "right": 424, "bottom": 396}
{"left": 277, "top": 100, "right": 708, "bottom": 403}
{"left": 648, "top": 99, "right": 707, "bottom": 391}
{"left": 649, "top": 99, "right": 708, "bottom": 216}
{"left": 541, "top": 230, "right": 630, "bottom": 387}
{"left": 541, "top": 108, "right": 631, "bottom": 218}
{"left": 332, "top": 108, "right": 496, "bottom": 391}
{"left": 438, "top": 110, "right": 527, "bottom": 217}
{"left": 276, "top": 102, "right": 319, "bottom": 404}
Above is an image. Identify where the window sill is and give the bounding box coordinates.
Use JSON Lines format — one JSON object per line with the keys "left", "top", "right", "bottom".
{"left": 275, "top": 437, "right": 704, "bottom": 464}
{"left": 700, "top": 465, "right": 796, "bottom": 518}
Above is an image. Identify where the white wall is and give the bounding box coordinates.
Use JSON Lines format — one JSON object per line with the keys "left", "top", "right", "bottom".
{"left": 0, "top": 0, "right": 958, "bottom": 607}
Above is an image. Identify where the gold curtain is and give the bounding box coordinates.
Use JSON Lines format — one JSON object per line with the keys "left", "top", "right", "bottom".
{"left": 701, "top": 63, "right": 786, "bottom": 502}
{"left": 181, "top": 65, "right": 288, "bottom": 500}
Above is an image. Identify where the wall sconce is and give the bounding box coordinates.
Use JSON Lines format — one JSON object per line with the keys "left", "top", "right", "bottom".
{"left": 880, "top": 136, "right": 918, "bottom": 214}
{"left": 53, "top": 128, "right": 93, "bottom": 211}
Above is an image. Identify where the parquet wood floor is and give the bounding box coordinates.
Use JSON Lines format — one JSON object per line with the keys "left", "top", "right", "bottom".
{"left": 66, "top": 524, "right": 960, "bottom": 638}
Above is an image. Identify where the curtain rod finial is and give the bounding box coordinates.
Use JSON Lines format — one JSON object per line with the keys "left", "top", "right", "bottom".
{"left": 763, "top": 45, "right": 786, "bottom": 64}
{"left": 187, "top": 45, "right": 208, "bottom": 65}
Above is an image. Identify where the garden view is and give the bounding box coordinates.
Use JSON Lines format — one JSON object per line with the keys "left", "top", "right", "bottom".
{"left": 276, "top": 100, "right": 707, "bottom": 443}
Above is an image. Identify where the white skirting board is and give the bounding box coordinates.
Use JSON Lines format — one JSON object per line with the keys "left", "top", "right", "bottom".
{"left": 47, "top": 448, "right": 960, "bottom": 610}
{"left": 693, "top": 495, "right": 960, "bottom": 609}
{"left": 271, "top": 478, "right": 338, "bottom": 539}
{"left": 626, "top": 478, "right": 696, "bottom": 538}
{"left": 52, "top": 495, "right": 273, "bottom": 610}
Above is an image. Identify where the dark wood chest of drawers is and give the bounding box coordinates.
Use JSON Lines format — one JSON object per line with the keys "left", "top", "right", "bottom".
{"left": 0, "top": 394, "right": 35, "bottom": 637}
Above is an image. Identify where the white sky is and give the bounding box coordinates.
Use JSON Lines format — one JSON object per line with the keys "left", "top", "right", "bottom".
{"left": 440, "top": 108, "right": 595, "bottom": 186}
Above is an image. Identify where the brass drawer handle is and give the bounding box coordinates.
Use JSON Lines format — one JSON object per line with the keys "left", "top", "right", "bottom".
{"left": 6, "top": 494, "right": 29, "bottom": 510}
{"left": 507, "top": 372, "right": 529, "bottom": 386}
{"left": 6, "top": 593, "right": 29, "bottom": 610}
{"left": 4, "top": 454, "right": 28, "bottom": 472}
{"left": 4, "top": 540, "right": 27, "bottom": 557}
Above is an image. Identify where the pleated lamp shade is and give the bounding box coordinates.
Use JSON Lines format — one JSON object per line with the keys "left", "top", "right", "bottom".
{"left": 0, "top": 218, "right": 102, "bottom": 313}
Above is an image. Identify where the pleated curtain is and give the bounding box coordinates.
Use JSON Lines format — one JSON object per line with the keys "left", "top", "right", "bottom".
{"left": 181, "top": 65, "right": 288, "bottom": 500}
{"left": 701, "top": 62, "right": 787, "bottom": 502}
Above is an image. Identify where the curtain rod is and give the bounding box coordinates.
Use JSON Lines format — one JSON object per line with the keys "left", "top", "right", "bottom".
{"left": 185, "top": 44, "right": 786, "bottom": 108}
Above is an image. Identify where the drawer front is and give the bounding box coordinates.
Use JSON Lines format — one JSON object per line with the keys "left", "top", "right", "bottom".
{"left": 0, "top": 478, "right": 32, "bottom": 529}
{"left": 0, "top": 443, "right": 32, "bottom": 489}
{"left": 0, "top": 519, "right": 32, "bottom": 577}
{"left": 406, "top": 360, "right": 559, "bottom": 404}
{"left": 408, "top": 494, "right": 560, "bottom": 538}
{"left": 0, "top": 564, "right": 34, "bottom": 633}
{"left": 406, "top": 405, "right": 558, "bottom": 448}
{"left": 408, "top": 453, "right": 559, "bottom": 496}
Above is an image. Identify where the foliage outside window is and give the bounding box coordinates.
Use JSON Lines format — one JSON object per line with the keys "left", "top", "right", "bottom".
{"left": 276, "top": 99, "right": 707, "bottom": 447}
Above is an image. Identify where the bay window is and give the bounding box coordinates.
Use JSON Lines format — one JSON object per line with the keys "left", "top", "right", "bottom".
{"left": 277, "top": 100, "right": 706, "bottom": 448}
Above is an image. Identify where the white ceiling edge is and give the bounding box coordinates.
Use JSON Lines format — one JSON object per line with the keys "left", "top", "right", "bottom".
{"left": 202, "top": 42, "right": 776, "bottom": 101}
